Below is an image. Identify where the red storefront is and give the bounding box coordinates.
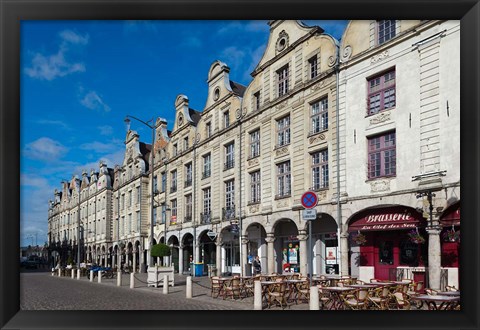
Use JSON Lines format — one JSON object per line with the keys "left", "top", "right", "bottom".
{"left": 440, "top": 202, "right": 460, "bottom": 286}
{"left": 348, "top": 206, "right": 428, "bottom": 281}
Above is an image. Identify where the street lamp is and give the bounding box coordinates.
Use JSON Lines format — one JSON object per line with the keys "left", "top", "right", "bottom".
{"left": 124, "top": 115, "right": 156, "bottom": 270}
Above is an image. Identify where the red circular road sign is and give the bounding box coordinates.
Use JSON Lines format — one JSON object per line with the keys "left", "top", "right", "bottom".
{"left": 301, "top": 191, "right": 318, "bottom": 209}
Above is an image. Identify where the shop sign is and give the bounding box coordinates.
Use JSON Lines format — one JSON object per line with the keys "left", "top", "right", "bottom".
{"left": 170, "top": 216, "right": 177, "bottom": 225}
{"left": 325, "top": 247, "right": 337, "bottom": 265}
{"left": 302, "top": 209, "right": 317, "bottom": 221}
{"left": 349, "top": 209, "right": 424, "bottom": 232}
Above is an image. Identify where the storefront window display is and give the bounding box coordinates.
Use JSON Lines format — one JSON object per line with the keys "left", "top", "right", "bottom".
{"left": 282, "top": 238, "right": 299, "bottom": 273}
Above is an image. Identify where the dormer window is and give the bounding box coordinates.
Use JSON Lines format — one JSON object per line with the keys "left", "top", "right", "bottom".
{"left": 309, "top": 55, "right": 318, "bottom": 79}
{"left": 224, "top": 110, "right": 230, "bottom": 129}
{"left": 213, "top": 87, "right": 220, "bottom": 101}
{"left": 378, "top": 20, "right": 396, "bottom": 45}
{"left": 277, "top": 65, "right": 289, "bottom": 97}
{"left": 253, "top": 91, "right": 261, "bottom": 111}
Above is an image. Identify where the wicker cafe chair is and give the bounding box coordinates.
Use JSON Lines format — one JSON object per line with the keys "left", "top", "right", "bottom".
{"left": 343, "top": 289, "right": 369, "bottom": 310}
{"left": 425, "top": 288, "right": 438, "bottom": 295}
{"left": 242, "top": 277, "right": 254, "bottom": 297}
{"left": 210, "top": 276, "right": 222, "bottom": 298}
{"left": 392, "top": 292, "right": 411, "bottom": 310}
{"left": 295, "top": 280, "right": 310, "bottom": 304}
{"left": 267, "top": 281, "right": 289, "bottom": 309}
{"left": 223, "top": 277, "right": 242, "bottom": 300}
{"left": 407, "top": 281, "right": 424, "bottom": 296}
{"left": 445, "top": 285, "right": 459, "bottom": 292}
{"left": 368, "top": 286, "right": 390, "bottom": 310}
{"left": 317, "top": 285, "right": 332, "bottom": 309}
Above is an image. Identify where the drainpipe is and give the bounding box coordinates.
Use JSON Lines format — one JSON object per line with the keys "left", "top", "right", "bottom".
{"left": 238, "top": 108, "right": 243, "bottom": 277}
{"left": 192, "top": 125, "right": 198, "bottom": 277}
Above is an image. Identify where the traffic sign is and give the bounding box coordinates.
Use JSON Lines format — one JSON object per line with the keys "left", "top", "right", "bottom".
{"left": 303, "top": 209, "right": 317, "bottom": 221}
{"left": 207, "top": 231, "right": 217, "bottom": 240}
{"left": 301, "top": 191, "right": 318, "bottom": 209}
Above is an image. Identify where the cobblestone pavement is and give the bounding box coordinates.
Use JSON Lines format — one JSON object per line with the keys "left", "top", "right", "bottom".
{"left": 20, "top": 271, "right": 310, "bottom": 310}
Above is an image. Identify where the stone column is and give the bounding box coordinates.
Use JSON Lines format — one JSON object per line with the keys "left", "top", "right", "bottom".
{"left": 427, "top": 226, "right": 442, "bottom": 290}
{"left": 339, "top": 232, "right": 349, "bottom": 276}
{"left": 265, "top": 235, "right": 275, "bottom": 274}
{"left": 178, "top": 245, "right": 184, "bottom": 274}
{"left": 195, "top": 244, "right": 201, "bottom": 264}
{"left": 298, "top": 231, "right": 308, "bottom": 276}
{"left": 216, "top": 241, "right": 222, "bottom": 275}
{"left": 241, "top": 236, "right": 248, "bottom": 276}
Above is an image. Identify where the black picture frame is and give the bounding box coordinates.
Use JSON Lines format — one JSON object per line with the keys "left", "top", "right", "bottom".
{"left": 1, "top": 0, "right": 478, "bottom": 329}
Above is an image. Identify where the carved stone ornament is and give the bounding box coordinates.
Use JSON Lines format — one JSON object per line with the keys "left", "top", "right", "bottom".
{"left": 235, "top": 108, "right": 242, "bottom": 119}
{"left": 196, "top": 133, "right": 201, "bottom": 143}
{"left": 311, "top": 81, "right": 325, "bottom": 92}
{"left": 370, "top": 179, "right": 391, "bottom": 192}
{"left": 371, "top": 50, "right": 390, "bottom": 64}
{"left": 249, "top": 205, "right": 259, "bottom": 214}
{"left": 249, "top": 116, "right": 258, "bottom": 125}
{"left": 342, "top": 45, "right": 352, "bottom": 61}
{"left": 317, "top": 190, "right": 327, "bottom": 200}
{"left": 248, "top": 158, "right": 259, "bottom": 167}
{"left": 276, "top": 199, "right": 289, "bottom": 208}
{"left": 328, "top": 55, "right": 337, "bottom": 67}
{"left": 276, "top": 100, "right": 288, "bottom": 110}
{"left": 276, "top": 30, "right": 289, "bottom": 52}
{"left": 309, "top": 133, "right": 326, "bottom": 144}
{"left": 369, "top": 112, "right": 391, "bottom": 125}
{"left": 275, "top": 147, "right": 289, "bottom": 157}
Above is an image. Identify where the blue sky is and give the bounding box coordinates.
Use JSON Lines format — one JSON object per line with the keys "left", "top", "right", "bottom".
{"left": 20, "top": 20, "right": 348, "bottom": 247}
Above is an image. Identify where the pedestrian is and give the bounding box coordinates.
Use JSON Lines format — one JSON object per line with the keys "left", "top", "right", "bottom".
{"left": 252, "top": 255, "right": 261, "bottom": 275}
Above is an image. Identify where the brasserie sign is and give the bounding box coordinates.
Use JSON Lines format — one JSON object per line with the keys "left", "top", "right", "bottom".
{"left": 349, "top": 211, "right": 424, "bottom": 232}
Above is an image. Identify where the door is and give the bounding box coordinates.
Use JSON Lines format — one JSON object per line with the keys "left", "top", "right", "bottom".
{"left": 374, "top": 233, "right": 399, "bottom": 280}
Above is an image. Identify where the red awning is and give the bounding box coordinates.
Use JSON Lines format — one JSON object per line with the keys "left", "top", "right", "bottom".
{"left": 348, "top": 206, "right": 426, "bottom": 232}
{"left": 440, "top": 203, "right": 460, "bottom": 226}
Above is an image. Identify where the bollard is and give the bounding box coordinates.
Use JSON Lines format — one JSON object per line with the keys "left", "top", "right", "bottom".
{"left": 90, "top": 270, "right": 94, "bottom": 282}
{"left": 77, "top": 269, "right": 81, "bottom": 280}
{"left": 163, "top": 275, "right": 169, "bottom": 294}
{"left": 58, "top": 269, "right": 61, "bottom": 277}
{"left": 98, "top": 271, "right": 102, "bottom": 283}
{"left": 254, "top": 280, "right": 262, "bottom": 310}
{"left": 117, "top": 272, "right": 122, "bottom": 286}
{"left": 186, "top": 276, "right": 192, "bottom": 299}
{"left": 130, "top": 272, "right": 135, "bottom": 289}
{"left": 309, "top": 286, "right": 319, "bottom": 310}
{"left": 71, "top": 269, "right": 75, "bottom": 279}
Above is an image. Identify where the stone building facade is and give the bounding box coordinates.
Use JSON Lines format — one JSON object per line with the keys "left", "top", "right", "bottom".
{"left": 47, "top": 20, "right": 460, "bottom": 290}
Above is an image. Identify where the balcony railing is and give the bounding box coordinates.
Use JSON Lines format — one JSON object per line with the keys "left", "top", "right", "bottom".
{"left": 222, "top": 206, "right": 236, "bottom": 220}
{"left": 224, "top": 160, "right": 235, "bottom": 171}
{"left": 184, "top": 179, "right": 192, "bottom": 188}
{"left": 200, "top": 212, "right": 211, "bottom": 224}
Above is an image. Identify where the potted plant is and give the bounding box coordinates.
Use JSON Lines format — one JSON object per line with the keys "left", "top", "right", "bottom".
{"left": 151, "top": 243, "right": 171, "bottom": 266}
{"left": 442, "top": 228, "right": 460, "bottom": 243}
{"left": 352, "top": 232, "right": 367, "bottom": 246}
{"left": 408, "top": 229, "right": 425, "bottom": 244}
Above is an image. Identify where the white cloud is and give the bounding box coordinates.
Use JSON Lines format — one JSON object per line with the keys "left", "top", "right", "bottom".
{"left": 79, "top": 141, "right": 119, "bottom": 153}
{"left": 23, "top": 137, "right": 68, "bottom": 161}
{"left": 220, "top": 46, "right": 246, "bottom": 71}
{"left": 80, "top": 91, "right": 111, "bottom": 112}
{"left": 37, "top": 119, "right": 71, "bottom": 130}
{"left": 24, "top": 29, "right": 88, "bottom": 81}
{"left": 98, "top": 125, "right": 114, "bottom": 136}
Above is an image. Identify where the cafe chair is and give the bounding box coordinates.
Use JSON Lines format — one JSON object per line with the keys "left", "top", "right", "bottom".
{"left": 343, "top": 289, "right": 369, "bottom": 310}
{"left": 368, "top": 286, "right": 390, "bottom": 310}
{"left": 425, "top": 288, "right": 438, "bottom": 296}
{"left": 224, "top": 277, "right": 242, "bottom": 300}
{"left": 407, "top": 281, "right": 424, "bottom": 296}
{"left": 445, "top": 285, "right": 458, "bottom": 292}
{"left": 392, "top": 292, "right": 411, "bottom": 310}
{"left": 295, "top": 281, "right": 310, "bottom": 304}
{"left": 242, "top": 277, "right": 255, "bottom": 297}
{"left": 317, "top": 285, "right": 332, "bottom": 310}
{"left": 210, "top": 276, "right": 222, "bottom": 298}
{"left": 267, "top": 281, "right": 289, "bottom": 309}
{"left": 355, "top": 279, "right": 365, "bottom": 285}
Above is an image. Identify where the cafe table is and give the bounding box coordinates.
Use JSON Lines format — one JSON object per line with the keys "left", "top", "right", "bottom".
{"left": 260, "top": 281, "right": 277, "bottom": 305}
{"left": 286, "top": 279, "right": 308, "bottom": 303}
{"left": 436, "top": 291, "right": 460, "bottom": 297}
{"left": 320, "top": 286, "right": 356, "bottom": 310}
{"left": 347, "top": 284, "right": 378, "bottom": 290}
{"left": 410, "top": 294, "right": 460, "bottom": 310}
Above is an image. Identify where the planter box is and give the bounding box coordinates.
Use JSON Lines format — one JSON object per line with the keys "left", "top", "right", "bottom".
{"left": 147, "top": 265, "right": 174, "bottom": 287}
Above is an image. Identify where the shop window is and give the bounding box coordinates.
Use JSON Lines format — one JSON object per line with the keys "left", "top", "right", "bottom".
{"left": 379, "top": 240, "right": 393, "bottom": 265}
{"left": 400, "top": 240, "right": 419, "bottom": 266}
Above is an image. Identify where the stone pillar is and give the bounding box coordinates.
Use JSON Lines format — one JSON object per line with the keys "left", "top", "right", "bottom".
{"left": 241, "top": 236, "right": 248, "bottom": 276}
{"left": 298, "top": 231, "right": 308, "bottom": 276}
{"left": 216, "top": 242, "right": 222, "bottom": 275}
{"left": 339, "top": 232, "right": 349, "bottom": 276}
{"left": 265, "top": 234, "right": 275, "bottom": 274}
{"left": 178, "top": 245, "right": 184, "bottom": 274}
{"left": 195, "top": 244, "right": 201, "bottom": 264}
{"left": 427, "top": 226, "right": 442, "bottom": 290}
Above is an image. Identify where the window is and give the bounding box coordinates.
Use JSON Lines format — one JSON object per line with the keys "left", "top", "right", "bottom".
{"left": 185, "top": 194, "right": 192, "bottom": 222}
{"left": 153, "top": 175, "right": 158, "bottom": 193}
{"left": 184, "top": 136, "right": 189, "bottom": 151}
{"left": 309, "top": 55, "right": 318, "bottom": 79}
{"left": 276, "top": 115, "right": 291, "bottom": 147}
{"left": 153, "top": 208, "right": 157, "bottom": 226}
{"left": 185, "top": 163, "right": 192, "bottom": 187}
{"left": 250, "top": 171, "right": 261, "bottom": 203}
{"left": 253, "top": 91, "right": 261, "bottom": 111}
{"left": 277, "top": 65, "right": 289, "bottom": 97}
{"left": 368, "top": 131, "right": 396, "bottom": 179}
{"left": 368, "top": 69, "right": 396, "bottom": 115}
{"left": 311, "top": 98, "right": 328, "bottom": 134}
{"left": 161, "top": 205, "right": 166, "bottom": 224}
{"left": 224, "top": 110, "right": 230, "bottom": 128}
{"left": 250, "top": 129, "right": 260, "bottom": 158}
{"left": 136, "top": 211, "right": 140, "bottom": 232}
{"left": 206, "top": 122, "right": 212, "bottom": 138}
{"left": 128, "top": 213, "right": 132, "bottom": 233}
{"left": 224, "top": 179, "right": 235, "bottom": 220}
{"left": 377, "top": 20, "right": 396, "bottom": 45}
{"left": 161, "top": 172, "right": 166, "bottom": 193}
{"left": 312, "top": 150, "right": 329, "bottom": 190}
{"left": 173, "top": 143, "right": 178, "bottom": 157}
{"left": 203, "top": 153, "right": 211, "bottom": 178}
{"left": 121, "top": 194, "right": 125, "bottom": 210}
{"left": 136, "top": 186, "right": 140, "bottom": 203}
{"left": 225, "top": 142, "right": 235, "bottom": 170}
{"left": 170, "top": 170, "right": 177, "bottom": 193}
{"left": 121, "top": 216, "right": 125, "bottom": 236}
{"left": 128, "top": 191, "right": 132, "bottom": 207}
{"left": 171, "top": 199, "right": 177, "bottom": 224}
{"left": 276, "top": 161, "right": 291, "bottom": 198}
{"left": 202, "top": 188, "right": 211, "bottom": 224}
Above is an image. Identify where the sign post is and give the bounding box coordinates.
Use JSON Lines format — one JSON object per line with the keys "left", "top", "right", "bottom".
{"left": 301, "top": 191, "right": 318, "bottom": 287}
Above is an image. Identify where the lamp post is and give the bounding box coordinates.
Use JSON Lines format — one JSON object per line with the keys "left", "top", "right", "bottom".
{"left": 124, "top": 115, "right": 156, "bottom": 269}
{"left": 161, "top": 202, "right": 171, "bottom": 265}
